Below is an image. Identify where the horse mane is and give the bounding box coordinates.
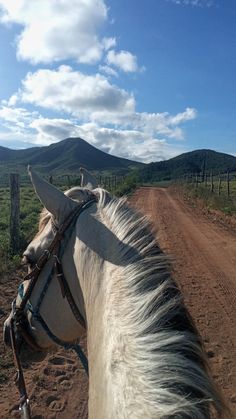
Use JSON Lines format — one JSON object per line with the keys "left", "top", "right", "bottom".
{"left": 38, "top": 208, "right": 51, "bottom": 233}
{"left": 94, "top": 188, "right": 227, "bottom": 418}
{"left": 39, "top": 186, "right": 228, "bottom": 418}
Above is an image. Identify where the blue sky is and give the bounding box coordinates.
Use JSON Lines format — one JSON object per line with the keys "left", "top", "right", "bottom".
{"left": 0, "top": 0, "right": 235, "bottom": 162}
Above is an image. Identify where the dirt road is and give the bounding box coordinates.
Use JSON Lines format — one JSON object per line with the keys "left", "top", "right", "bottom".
{"left": 0, "top": 187, "right": 236, "bottom": 417}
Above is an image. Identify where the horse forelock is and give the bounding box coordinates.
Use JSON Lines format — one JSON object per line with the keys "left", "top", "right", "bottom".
{"left": 36, "top": 208, "right": 51, "bottom": 237}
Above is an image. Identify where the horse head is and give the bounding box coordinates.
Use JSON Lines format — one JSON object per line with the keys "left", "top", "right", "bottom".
{"left": 4, "top": 167, "right": 98, "bottom": 352}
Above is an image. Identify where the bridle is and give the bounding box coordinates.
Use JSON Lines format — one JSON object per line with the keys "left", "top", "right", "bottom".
{"left": 8, "top": 195, "right": 97, "bottom": 418}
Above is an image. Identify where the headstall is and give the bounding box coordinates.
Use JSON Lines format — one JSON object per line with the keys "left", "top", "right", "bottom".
{"left": 7, "top": 195, "right": 97, "bottom": 418}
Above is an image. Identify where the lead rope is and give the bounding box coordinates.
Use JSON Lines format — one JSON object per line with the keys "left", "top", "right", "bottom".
{"left": 10, "top": 318, "right": 31, "bottom": 419}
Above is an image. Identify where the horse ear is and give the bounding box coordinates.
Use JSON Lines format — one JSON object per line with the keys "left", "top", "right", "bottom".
{"left": 28, "top": 166, "right": 77, "bottom": 222}
{"left": 80, "top": 167, "right": 98, "bottom": 190}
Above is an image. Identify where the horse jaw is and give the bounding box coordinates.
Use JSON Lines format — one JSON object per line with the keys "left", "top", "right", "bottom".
{"left": 28, "top": 166, "right": 77, "bottom": 223}
{"left": 80, "top": 167, "right": 98, "bottom": 190}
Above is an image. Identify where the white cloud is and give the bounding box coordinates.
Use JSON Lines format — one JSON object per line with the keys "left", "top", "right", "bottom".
{"left": 106, "top": 49, "right": 142, "bottom": 73}
{"left": 112, "top": 108, "right": 197, "bottom": 139}
{"left": 0, "top": 104, "right": 194, "bottom": 161}
{"left": 13, "top": 66, "right": 135, "bottom": 118}
{"left": 99, "top": 65, "right": 118, "bottom": 78}
{"left": 0, "top": 105, "right": 40, "bottom": 145}
{"left": 0, "top": 105, "right": 39, "bottom": 128}
{"left": 102, "top": 37, "right": 117, "bottom": 51}
{"left": 168, "top": 107, "right": 197, "bottom": 125}
{"left": 11, "top": 66, "right": 196, "bottom": 140}
{"left": 30, "top": 118, "right": 80, "bottom": 145}
{"left": 167, "top": 0, "right": 215, "bottom": 7}
{"left": 0, "top": 0, "right": 115, "bottom": 64}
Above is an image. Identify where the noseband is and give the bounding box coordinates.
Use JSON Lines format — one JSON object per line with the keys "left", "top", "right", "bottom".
{"left": 8, "top": 195, "right": 97, "bottom": 418}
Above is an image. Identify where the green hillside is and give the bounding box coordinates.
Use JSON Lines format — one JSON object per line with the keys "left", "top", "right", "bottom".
{"left": 139, "top": 149, "right": 236, "bottom": 182}
{"left": 0, "top": 141, "right": 235, "bottom": 183}
{"left": 0, "top": 137, "right": 144, "bottom": 175}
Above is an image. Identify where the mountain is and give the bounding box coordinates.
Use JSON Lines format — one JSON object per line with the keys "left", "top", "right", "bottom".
{"left": 0, "top": 146, "right": 19, "bottom": 161}
{"left": 0, "top": 137, "right": 144, "bottom": 174}
{"left": 1, "top": 141, "right": 235, "bottom": 181}
{"left": 139, "top": 149, "right": 236, "bottom": 182}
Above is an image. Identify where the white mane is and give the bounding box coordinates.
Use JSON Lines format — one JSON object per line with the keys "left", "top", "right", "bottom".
{"left": 65, "top": 187, "right": 225, "bottom": 418}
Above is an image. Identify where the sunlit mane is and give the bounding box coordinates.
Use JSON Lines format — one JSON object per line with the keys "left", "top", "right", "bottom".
{"left": 38, "top": 208, "right": 51, "bottom": 233}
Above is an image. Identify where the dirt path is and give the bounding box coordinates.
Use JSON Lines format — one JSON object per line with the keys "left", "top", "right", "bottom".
{"left": 1, "top": 187, "right": 236, "bottom": 417}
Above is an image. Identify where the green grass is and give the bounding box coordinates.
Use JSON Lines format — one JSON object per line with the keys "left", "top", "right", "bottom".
{"left": 181, "top": 182, "right": 236, "bottom": 216}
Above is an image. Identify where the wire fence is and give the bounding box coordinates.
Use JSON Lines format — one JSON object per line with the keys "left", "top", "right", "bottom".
{"left": 178, "top": 171, "right": 236, "bottom": 197}
{"left": 0, "top": 173, "right": 126, "bottom": 190}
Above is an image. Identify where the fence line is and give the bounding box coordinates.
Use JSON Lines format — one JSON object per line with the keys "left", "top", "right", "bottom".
{"left": 10, "top": 174, "right": 20, "bottom": 255}
{"left": 179, "top": 171, "right": 236, "bottom": 198}
{"left": 0, "top": 173, "right": 126, "bottom": 189}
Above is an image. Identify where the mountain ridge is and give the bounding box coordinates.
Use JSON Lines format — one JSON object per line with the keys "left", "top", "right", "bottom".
{"left": 139, "top": 149, "right": 236, "bottom": 182}
{"left": 0, "top": 137, "right": 144, "bottom": 174}
{"left": 0, "top": 138, "right": 235, "bottom": 178}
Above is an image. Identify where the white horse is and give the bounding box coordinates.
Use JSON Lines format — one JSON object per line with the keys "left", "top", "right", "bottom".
{"left": 4, "top": 167, "right": 227, "bottom": 419}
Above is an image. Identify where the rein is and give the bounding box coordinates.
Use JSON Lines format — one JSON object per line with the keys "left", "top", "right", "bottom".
{"left": 9, "top": 196, "right": 96, "bottom": 418}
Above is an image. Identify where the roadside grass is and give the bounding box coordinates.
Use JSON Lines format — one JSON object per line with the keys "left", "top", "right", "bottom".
{"left": 181, "top": 182, "right": 236, "bottom": 216}
{"left": 114, "top": 172, "right": 139, "bottom": 196}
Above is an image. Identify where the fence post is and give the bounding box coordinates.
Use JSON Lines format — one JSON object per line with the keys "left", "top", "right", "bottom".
{"left": 10, "top": 173, "right": 20, "bottom": 255}
{"left": 227, "top": 171, "right": 230, "bottom": 197}
{"left": 211, "top": 171, "right": 214, "bottom": 193}
{"left": 218, "top": 173, "right": 221, "bottom": 196}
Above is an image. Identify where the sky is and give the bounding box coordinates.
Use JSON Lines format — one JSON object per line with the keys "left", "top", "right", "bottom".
{"left": 0, "top": 0, "right": 235, "bottom": 163}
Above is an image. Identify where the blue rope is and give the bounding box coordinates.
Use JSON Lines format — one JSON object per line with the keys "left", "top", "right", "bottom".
{"left": 33, "top": 313, "right": 89, "bottom": 375}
